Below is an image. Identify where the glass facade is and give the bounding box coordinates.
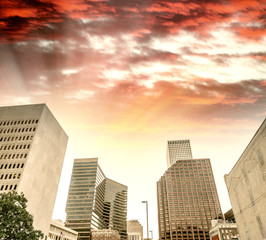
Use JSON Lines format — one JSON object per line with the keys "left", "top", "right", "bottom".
{"left": 104, "top": 179, "right": 127, "bottom": 239}
{"left": 167, "top": 140, "right": 193, "bottom": 168}
{"left": 157, "top": 158, "right": 222, "bottom": 240}
{"left": 65, "top": 158, "right": 127, "bottom": 240}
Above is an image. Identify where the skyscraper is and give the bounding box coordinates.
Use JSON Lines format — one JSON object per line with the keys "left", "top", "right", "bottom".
{"left": 157, "top": 140, "right": 222, "bottom": 240}
{"left": 65, "top": 158, "right": 127, "bottom": 240}
{"left": 0, "top": 103, "right": 68, "bottom": 236}
{"left": 225, "top": 119, "right": 266, "bottom": 240}
{"left": 167, "top": 140, "right": 193, "bottom": 168}
{"left": 127, "top": 219, "right": 143, "bottom": 240}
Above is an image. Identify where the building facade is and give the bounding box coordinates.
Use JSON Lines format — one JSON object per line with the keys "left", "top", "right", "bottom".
{"left": 0, "top": 104, "right": 68, "bottom": 236}
{"left": 209, "top": 219, "right": 239, "bottom": 240}
{"left": 49, "top": 219, "right": 78, "bottom": 240}
{"left": 167, "top": 140, "right": 193, "bottom": 168}
{"left": 91, "top": 229, "right": 120, "bottom": 240}
{"left": 225, "top": 119, "right": 266, "bottom": 240}
{"left": 65, "top": 158, "right": 127, "bottom": 240}
{"left": 157, "top": 140, "right": 222, "bottom": 240}
{"left": 127, "top": 219, "right": 143, "bottom": 240}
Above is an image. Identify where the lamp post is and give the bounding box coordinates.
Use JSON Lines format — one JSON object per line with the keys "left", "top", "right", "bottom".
{"left": 142, "top": 201, "right": 149, "bottom": 239}
{"left": 149, "top": 230, "right": 153, "bottom": 239}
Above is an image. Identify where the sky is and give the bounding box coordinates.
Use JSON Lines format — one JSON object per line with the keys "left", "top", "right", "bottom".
{"left": 0, "top": 0, "right": 266, "bottom": 239}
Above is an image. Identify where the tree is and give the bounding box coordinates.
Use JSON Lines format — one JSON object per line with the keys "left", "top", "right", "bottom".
{"left": 0, "top": 191, "right": 44, "bottom": 240}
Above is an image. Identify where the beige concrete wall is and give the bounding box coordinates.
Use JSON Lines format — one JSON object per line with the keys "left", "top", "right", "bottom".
{"left": 49, "top": 219, "right": 78, "bottom": 240}
{"left": 225, "top": 119, "right": 266, "bottom": 240}
{"left": 18, "top": 104, "right": 68, "bottom": 236}
{"left": 0, "top": 104, "right": 68, "bottom": 236}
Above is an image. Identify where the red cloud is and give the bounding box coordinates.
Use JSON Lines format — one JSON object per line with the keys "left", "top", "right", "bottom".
{"left": 0, "top": 0, "right": 265, "bottom": 42}
{"left": 235, "top": 27, "right": 266, "bottom": 41}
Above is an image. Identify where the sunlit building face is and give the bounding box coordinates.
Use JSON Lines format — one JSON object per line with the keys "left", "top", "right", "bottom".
{"left": 157, "top": 141, "right": 222, "bottom": 240}
{"left": 0, "top": 104, "right": 68, "bottom": 236}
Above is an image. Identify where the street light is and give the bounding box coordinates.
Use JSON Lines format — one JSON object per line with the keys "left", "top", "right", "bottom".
{"left": 149, "top": 230, "right": 153, "bottom": 239}
{"left": 142, "top": 201, "right": 149, "bottom": 239}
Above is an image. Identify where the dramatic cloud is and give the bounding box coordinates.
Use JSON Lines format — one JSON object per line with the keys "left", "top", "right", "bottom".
{"left": 1, "top": 2, "right": 265, "bottom": 238}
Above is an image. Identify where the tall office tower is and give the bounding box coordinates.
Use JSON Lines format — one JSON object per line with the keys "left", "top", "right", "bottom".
{"left": 167, "top": 140, "right": 193, "bottom": 168}
{"left": 127, "top": 219, "right": 143, "bottom": 240}
{"left": 157, "top": 140, "right": 222, "bottom": 240}
{"left": 0, "top": 104, "right": 68, "bottom": 236}
{"left": 225, "top": 119, "right": 266, "bottom": 240}
{"left": 65, "top": 158, "right": 128, "bottom": 240}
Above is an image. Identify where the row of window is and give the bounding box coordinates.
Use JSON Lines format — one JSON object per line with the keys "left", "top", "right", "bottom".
{"left": 0, "top": 184, "right": 17, "bottom": 191}
{"left": 0, "top": 173, "right": 21, "bottom": 180}
{"left": 0, "top": 119, "right": 38, "bottom": 126}
{"left": 0, "top": 144, "right": 31, "bottom": 150}
{"left": 48, "top": 233, "right": 72, "bottom": 240}
{"left": 0, "top": 162, "right": 25, "bottom": 169}
{"left": 0, "top": 135, "right": 33, "bottom": 142}
{"left": 0, "top": 127, "right": 36, "bottom": 134}
{"left": 0, "top": 153, "right": 27, "bottom": 160}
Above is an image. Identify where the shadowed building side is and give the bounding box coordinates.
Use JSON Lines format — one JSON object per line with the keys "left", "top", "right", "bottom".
{"left": 104, "top": 178, "right": 128, "bottom": 240}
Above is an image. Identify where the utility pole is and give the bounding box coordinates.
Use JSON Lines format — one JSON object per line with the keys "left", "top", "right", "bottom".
{"left": 142, "top": 201, "right": 149, "bottom": 239}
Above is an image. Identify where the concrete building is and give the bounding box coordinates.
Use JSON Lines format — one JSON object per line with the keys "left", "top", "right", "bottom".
{"left": 127, "top": 219, "right": 143, "bottom": 240}
{"left": 209, "top": 211, "right": 239, "bottom": 240}
{"left": 167, "top": 140, "right": 193, "bottom": 168}
{"left": 209, "top": 219, "right": 239, "bottom": 240}
{"left": 157, "top": 140, "right": 222, "bottom": 240}
{"left": 225, "top": 119, "right": 266, "bottom": 240}
{"left": 65, "top": 158, "right": 127, "bottom": 240}
{"left": 0, "top": 104, "right": 68, "bottom": 236}
{"left": 91, "top": 229, "right": 120, "bottom": 240}
{"left": 48, "top": 219, "right": 78, "bottom": 240}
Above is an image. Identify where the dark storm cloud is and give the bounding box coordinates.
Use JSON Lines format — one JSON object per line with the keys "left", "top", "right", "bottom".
{"left": 0, "top": 0, "right": 265, "bottom": 41}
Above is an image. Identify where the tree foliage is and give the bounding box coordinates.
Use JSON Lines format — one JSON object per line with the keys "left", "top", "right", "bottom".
{"left": 0, "top": 191, "right": 44, "bottom": 240}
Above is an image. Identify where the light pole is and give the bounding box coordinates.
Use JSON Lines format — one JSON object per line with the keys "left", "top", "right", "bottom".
{"left": 142, "top": 201, "right": 149, "bottom": 239}
{"left": 149, "top": 230, "right": 153, "bottom": 239}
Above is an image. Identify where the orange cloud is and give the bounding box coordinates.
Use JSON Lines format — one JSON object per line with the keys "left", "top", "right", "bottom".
{"left": 235, "top": 27, "right": 266, "bottom": 41}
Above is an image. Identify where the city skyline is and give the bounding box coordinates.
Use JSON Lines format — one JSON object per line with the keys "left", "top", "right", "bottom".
{"left": 0, "top": 0, "right": 266, "bottom": 239}
{"left": 0, "top": 102, "right": 264, "bottom": 240}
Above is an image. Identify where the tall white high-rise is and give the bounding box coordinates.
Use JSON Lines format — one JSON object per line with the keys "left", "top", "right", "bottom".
{"left": 167, "top": 140, "right": 193, "bottom": 168}
{"left": 0, "top": 104, "right": 68, "bottom": 236}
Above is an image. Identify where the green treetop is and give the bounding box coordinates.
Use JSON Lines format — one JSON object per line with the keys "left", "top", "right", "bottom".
{"left": 0, "top": 191, "right": 44, "bottom": 240}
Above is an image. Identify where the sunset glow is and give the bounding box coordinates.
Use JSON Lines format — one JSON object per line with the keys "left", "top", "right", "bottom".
{"left": 0, "top": 0, "right": 265, "bottom": 238}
